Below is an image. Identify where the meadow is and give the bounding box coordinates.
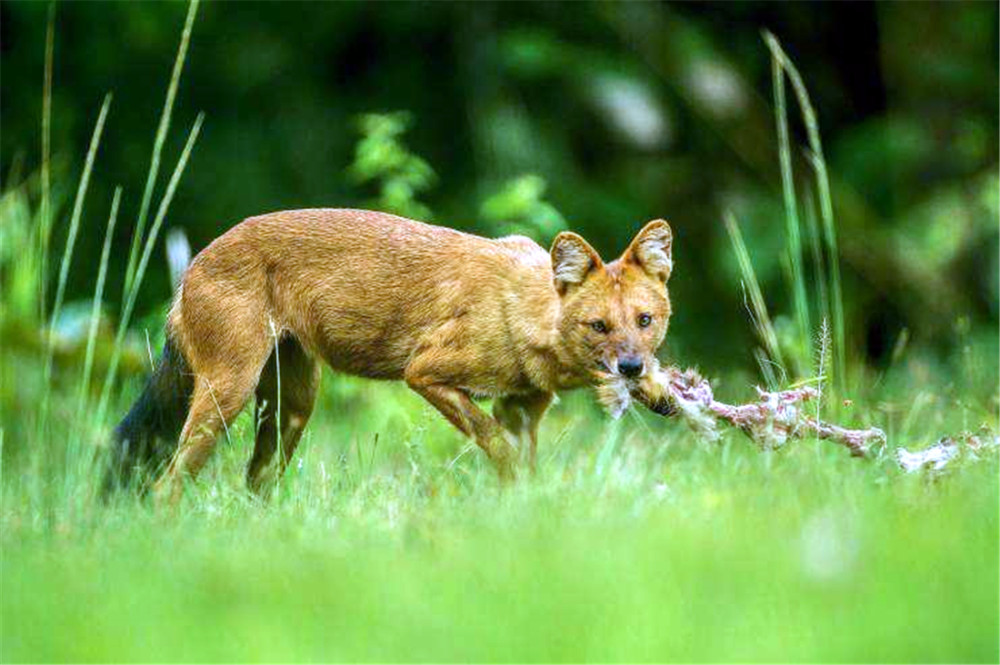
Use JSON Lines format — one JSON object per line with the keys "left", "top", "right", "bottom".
{"left": 2, "top": 3, "right": 998, "bottom": 662}
{"left": 2, "top": 364, "right": 998, "bottom": 662}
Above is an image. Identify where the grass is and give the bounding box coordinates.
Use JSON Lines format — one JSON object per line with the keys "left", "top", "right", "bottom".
{"left": 723, "top": 211, "right": 784, "bottom": 389}
{"left": 36, "top": 2, "right": 54, "bottom": 325}
{"left": 764, "top": 31, "right": 846, "bottom": 392}
{"left": 121, "top": 0, "right": 199, "bottom": 298}
{"left": 75, "top": 186, "right": 121, "bottom": 425}
{"left": 2, "top": 373, "right": 997, "bottom": 662}
{"left": 95, "top": 111, "right": 204, "bottom": 424}
{"left": 38, "top": 93, "right": 112, "bottom": 439}
{"left": 1, "top": 8, "right": 998, "bottom": 663}
{"left": 725, "top": 32, "right": 846, "bottom": 392}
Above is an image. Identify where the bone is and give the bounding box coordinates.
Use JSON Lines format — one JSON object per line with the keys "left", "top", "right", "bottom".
{"left": 621, "top": 363, "right": 886, "bottom": 457}
{"left": 896, "top": 427, "right": 999, "bottom": 473}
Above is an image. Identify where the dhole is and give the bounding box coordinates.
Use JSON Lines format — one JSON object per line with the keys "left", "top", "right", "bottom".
{"left": 104, "top": 209, "right": 673, "bottom": 500}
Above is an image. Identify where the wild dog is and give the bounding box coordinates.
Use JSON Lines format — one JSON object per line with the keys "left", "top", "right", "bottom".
{"left": 104, "top": 209, "right": 673, "bottom": 500}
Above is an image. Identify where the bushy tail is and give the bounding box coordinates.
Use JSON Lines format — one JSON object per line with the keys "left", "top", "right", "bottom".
{"left": 102, "top": 335, "right": 194, "bottom": 495}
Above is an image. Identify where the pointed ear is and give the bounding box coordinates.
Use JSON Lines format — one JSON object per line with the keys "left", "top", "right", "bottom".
{"left": 624, "top": 219, "right": 673, "bottom": 282}
{"left": 551, "top": 231, "right": 602, "bottom": 294}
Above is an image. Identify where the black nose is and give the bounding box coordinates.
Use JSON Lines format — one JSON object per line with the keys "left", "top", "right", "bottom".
{"left": 619, "top": 356, "right": 643, "bottom": 378}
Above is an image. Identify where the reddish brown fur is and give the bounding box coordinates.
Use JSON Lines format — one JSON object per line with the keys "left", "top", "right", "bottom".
{"left": 152, "top": 209, "right": 673, "bottom": 501}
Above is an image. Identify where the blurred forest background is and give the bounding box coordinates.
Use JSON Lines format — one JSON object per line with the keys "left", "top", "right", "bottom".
{"left": 2, "top": 0, "right": 997, "bottom": 378}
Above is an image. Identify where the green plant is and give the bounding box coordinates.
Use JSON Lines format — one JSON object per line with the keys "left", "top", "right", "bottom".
{"left": 0, "top": 0, "right": 205, "bottom": 513}
{"left": 764, "top": 31, "right": 846, "bottom": 393}
{"left": 723, "top": 34, "right": 849, "bottom": 399}
{"left": 479, "top": 174, "right": 566, "bottom": 240}
{"left": 349, "top": 111, "right": 437, "bottom": 221}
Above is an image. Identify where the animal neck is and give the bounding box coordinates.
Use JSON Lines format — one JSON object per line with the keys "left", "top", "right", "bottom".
{"left": 520, "top": 299, "right": 591, "bottom": 393}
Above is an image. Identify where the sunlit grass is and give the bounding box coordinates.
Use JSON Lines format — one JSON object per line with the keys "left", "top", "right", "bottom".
{"left": 2, "top": 372, "right": 997, "bottom": 662}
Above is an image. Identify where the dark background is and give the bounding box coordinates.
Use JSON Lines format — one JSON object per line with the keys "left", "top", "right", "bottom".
{"left": 2, "top": 1, "right": 997, "bottom": 376}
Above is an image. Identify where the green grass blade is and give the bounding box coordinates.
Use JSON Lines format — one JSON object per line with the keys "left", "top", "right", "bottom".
{"left": 807, "top": 148, "right": 846, "bottom": 391}
{"left": 803, "top": 186, "right": 830, "bottom": 332}
{"left": 815, "top": 316, "right": 831, "bottom": 424}
{"left": 76, "top": 186, "right": 122, "bottom": 425}
{"left": 39, "top": 93, "right": 113, "bottom": 439}
{"left": 270, "top": 318, "right": 283, "bottom": 495}
{"left": 752, "top": 347, "right": 779, "bottom": 390}
{"left": 47, "top": 93, "right": 113, "bottom": 355}
{"left": 97, "top": 113, "right": 205, "bottom": 424}
{"left": 724, "top": 211, "right": 784, "bottom": 381}
{"left": 122, "top": 0, "right": 200, "bottom": 298}
{"left": 764, "top": 31, "right": 846, "bottom": 393}
{"left": 38, "top": 1, "right": 55, "bottom": 323}
{"left": 769, "top": 45, "right": 810, "bottom": 367}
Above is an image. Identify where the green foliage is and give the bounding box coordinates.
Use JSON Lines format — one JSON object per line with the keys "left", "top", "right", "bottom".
{"left": 0, "top": 2, "right": 205, "bottom": 451}
{"left": 349, "top": 112, "right": 437, "bottom": 221}
{"left": 2, "top": 2, "right": 996, "bottom": 370}
{"left": 0, "top": 187, "right": 44, "bottom": 323}
{"left": 479, "top": 174, "right": 567, "bottom": 240}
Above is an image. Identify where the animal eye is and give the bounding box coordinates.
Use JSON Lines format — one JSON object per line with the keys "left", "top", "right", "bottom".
{"left": 590, "top": 320, "right": 609, "bottom": 334}
{"left": 638, "top": 313, "right": 652, "bottom": 328}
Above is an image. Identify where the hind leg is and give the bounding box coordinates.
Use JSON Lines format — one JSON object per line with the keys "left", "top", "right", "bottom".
{"left": 153, "top": 259, "right": 279, "bottom": 504}
{"left": 247, "top": 337, "right": 320, "bottom": 496}
{"left": 152, "top": 331, "right": 272, "bottom": 504}
{"left": 153, "top": 363, "right": 264, "bottom": 505}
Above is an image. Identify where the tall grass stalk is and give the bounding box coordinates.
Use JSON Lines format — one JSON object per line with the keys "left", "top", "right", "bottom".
{"left": 76, "top": 186, "right": 122, "bottom": 425}
{"left": 269, "top": 318, "right": 283, "bottom": 494}
{"left": 804, "top": 188, "right": 830, "bottom": 333}
{"left": 122, "top": 0, "right": 199, "bottom": 298}
{"left": 46, "top": 94, "right": 112, "bottom": 364}
{"left": 808, "top": 144, "right": 846, "bottom": 389}
{"left": 724, "top": 211, "right": 783, "bottom": 384}
{"left": 770, "top": 48, "right": 810, "bottom": 360}
{"left": 764, "top": 31, "right": 846, "bottom": 392}
{"left": 38, "top": 93, "right": 112, "bottom": 436}
{"left": 752, "top": 348, "right": 779, "bottom": 390}
{"left": 38, "top": 2, "right": 55, "bottom": 324}
{"left": 97, "top": 113, "right": 205, "bottom": 424}
{"left": 815, "top": 317, "right": 831, "bottom": 424}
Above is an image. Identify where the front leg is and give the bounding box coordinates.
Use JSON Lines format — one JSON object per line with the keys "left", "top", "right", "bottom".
{"left": 405, "top": 370, "right": 518, "bottom": 481}
{"left": 493, "top": 391, "right": 553, "bottom": 473}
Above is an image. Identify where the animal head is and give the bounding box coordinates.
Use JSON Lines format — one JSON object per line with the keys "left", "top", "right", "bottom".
{"left": 550, "top": 219, "right": 673, "bottom": 400}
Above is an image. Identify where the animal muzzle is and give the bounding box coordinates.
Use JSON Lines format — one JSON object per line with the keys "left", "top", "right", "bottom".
{"left": 618, "top": 355, "right": 644, "bottom": 378}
